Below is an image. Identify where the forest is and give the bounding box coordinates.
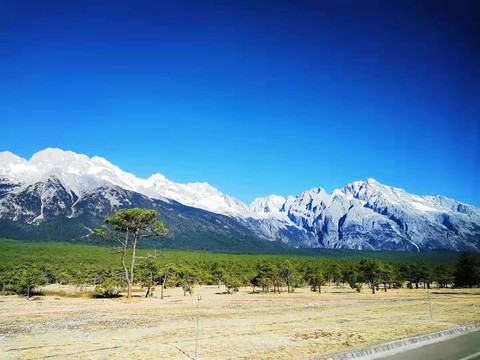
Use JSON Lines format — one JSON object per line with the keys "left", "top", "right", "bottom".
{"left": 1, "top": 237, "right": 479, "bottom": 299}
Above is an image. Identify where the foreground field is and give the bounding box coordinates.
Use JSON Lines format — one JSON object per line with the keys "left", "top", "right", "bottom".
{"left": 1, "top": 285, "right": 479, "bottom": 360}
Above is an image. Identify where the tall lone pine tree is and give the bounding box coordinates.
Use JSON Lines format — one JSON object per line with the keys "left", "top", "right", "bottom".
{"left": 95, "top": 208, "right": 168, "bottom": 300}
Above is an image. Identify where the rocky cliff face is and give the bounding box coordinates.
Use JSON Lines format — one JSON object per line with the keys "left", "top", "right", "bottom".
{"left": 248, "top": 179, "right": 480, "bottom": 251}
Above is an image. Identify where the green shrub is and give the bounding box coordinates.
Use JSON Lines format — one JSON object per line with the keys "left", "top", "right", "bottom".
{"left": 92, "top": 277, "right": 125, "bottom": 298}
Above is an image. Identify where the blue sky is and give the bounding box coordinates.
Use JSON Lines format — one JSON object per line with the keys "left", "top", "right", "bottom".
{"left": 1, "top": 0, "right": 479, "bottom": 206}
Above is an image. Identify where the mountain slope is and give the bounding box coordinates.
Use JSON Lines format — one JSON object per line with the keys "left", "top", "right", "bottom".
{"left": 0, "top": 148, "right": 479, "bottom": 252}
{"left": 0, "top": 175, "right": 292, "bottom": 253}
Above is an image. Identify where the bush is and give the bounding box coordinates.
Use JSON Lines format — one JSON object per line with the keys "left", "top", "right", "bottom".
{"left": 0, "top": 291, "right": 16, "bottom": 296}
{"left": 43, "top": 290, "right": 92, "bottom": 298}
{"left": 92, "top": 277, "right": 125, "bottom": 298}
{"left": 223, "top": 274, "right": 242, "bottom": 294}
{"left": 5, "top": 267, "right": 47, "bottom": 298}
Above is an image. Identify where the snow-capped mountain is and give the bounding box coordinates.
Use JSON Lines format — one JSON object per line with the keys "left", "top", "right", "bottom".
{"left": 0, "top": 148, "right": 248, "bottom": 218}
{"left": 0, "top": 148, "right": 479, "bottom": 252}
{"left": 249, "top": 179, "right": 480, "bottom": 251}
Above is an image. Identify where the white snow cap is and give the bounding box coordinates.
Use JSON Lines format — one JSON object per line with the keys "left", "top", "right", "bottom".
{"left": 0, "top": 148, "right": 249, "bottom": 217}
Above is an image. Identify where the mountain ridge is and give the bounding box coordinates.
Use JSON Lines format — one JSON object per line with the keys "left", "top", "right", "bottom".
{"left": 0, "top": 148, "right": 479, "bottom": 252}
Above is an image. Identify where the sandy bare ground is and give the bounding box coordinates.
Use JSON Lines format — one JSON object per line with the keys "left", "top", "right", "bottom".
{"left": 1, "top": 285, "right": 479, "bottom": 360}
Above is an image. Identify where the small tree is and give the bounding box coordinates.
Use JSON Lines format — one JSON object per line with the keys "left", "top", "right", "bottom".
{"left": 435, "top": 264, "right": 454, "bottom": 288}
{"left": 305, "top": 263, "right": 327, "bottom": 293}
{"left": 307, "top": 271, "right": 326, "bottom": 293}
{"left": 271, "top": 269, "right": 285, "bottom": 293}
{"left": 341, "top": 265, "right": 358, "bottom": 289}
{"left": 11, "top": 267, "right": 46, "bottom": 299}
{"left": 454, "top": 252, "right": 480, "bottom": 288}
{"left": 93, "top": 275, "right": 126, "bottom": 298}
{"left": 359, "top": 259, "right": 382, "bottom": 294}
{"left": 95, "top": 208, "right": 168, "bottom": 300}
{"left": 211, "top": 263, "right": 226, "bottom": 288}
{"left": 138, "top": 260, "right": 160, "bottom": 298}
{"left": 176, "top": 266, "right": 197, "bottom": 296}
{"left": 254, "top": 261, "right": 275, "bottom": 293}
{"left": 379, "top": 263, "right": 393, "bottom": 292}
{"left": 223, "top": 274, "right": 242, "bottom": 294}
{"left": 159, "top": 263, "right": 177, "bottom": 299}
{"left": 327, "top": 263, "right": 342, "bottom": 287}
{"left": 280, "top": 261, "right": 296, "bottom": 293}
{"left": 58, "top": 271, "right": 73, "bottom": 286}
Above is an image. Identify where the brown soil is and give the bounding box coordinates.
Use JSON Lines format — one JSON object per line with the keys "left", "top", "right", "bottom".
{"left": 1, "top": 285, "right": 479, "bottom": 359}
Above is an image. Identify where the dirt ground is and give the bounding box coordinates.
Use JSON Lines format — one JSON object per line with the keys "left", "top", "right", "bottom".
{"left": 1, "top": 285, "right": 479, "bottom": 360}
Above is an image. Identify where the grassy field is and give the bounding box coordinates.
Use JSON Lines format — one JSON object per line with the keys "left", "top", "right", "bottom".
{"left": 1, "top": 284, "right": 479, "bottom": 360}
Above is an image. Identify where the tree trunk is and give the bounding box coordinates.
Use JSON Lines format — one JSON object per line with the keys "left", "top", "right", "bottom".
{"left": 121, "top": 230, "right": 131, "bottom": 300}
{"left": 372, "top": 283, "right": 375, "bottom": 294}
{"left": 145, "top": 286, "right": 151, "bottom": 298}
{"left": 127, "top": 231, "right": 139, "bottom": 301}
{"left": 319, "top": 284, "right": 322, "bottom": 293}
{"left": 161, "top": 276, "right": 167, "bottom": 299}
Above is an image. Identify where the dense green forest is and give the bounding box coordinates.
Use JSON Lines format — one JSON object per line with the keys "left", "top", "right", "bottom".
{"left": 1, "top": 238, "right": 479, "bottom": 298}
{"left": 0, "top": 237, "right": 468, "bottom": 264}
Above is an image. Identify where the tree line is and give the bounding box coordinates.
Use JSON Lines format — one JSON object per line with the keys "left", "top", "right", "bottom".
{"left": 0, "top": 209, "right": 479, "bottom": 299}
{"left": 1, "top": 245, "right": 478, "bottom": 299}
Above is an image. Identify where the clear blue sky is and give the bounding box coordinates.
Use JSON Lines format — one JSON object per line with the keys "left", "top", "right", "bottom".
{"left": 1, "top": 0, "right": 479, "bottom": 206}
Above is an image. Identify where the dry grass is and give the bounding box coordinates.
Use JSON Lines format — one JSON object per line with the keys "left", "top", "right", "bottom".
{"left": 1, "top": 285, "right": 479, "bottom": 360}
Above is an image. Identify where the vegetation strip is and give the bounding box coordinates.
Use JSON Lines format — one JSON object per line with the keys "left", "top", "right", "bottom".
{"left": 2, "top": 236, "right": 478, "bottom": 302}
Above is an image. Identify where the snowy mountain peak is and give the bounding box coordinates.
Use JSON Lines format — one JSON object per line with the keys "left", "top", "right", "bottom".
{"left": 0, "top": 148, "right": 249, "bottom": 217}
{"left": 29, "top": 148, "right": 80, "bottom": 163}
{"left": 147, "top": 173, "right": 169, "bottom": 183}
{"left": 0, "top": 151, "right": 28, "bottom": 177}
{"left": 0, "top": 151, "right": 25, "bottom": 163}
{"left": 250, "top": 195, "right": 286, "bottom": 214}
